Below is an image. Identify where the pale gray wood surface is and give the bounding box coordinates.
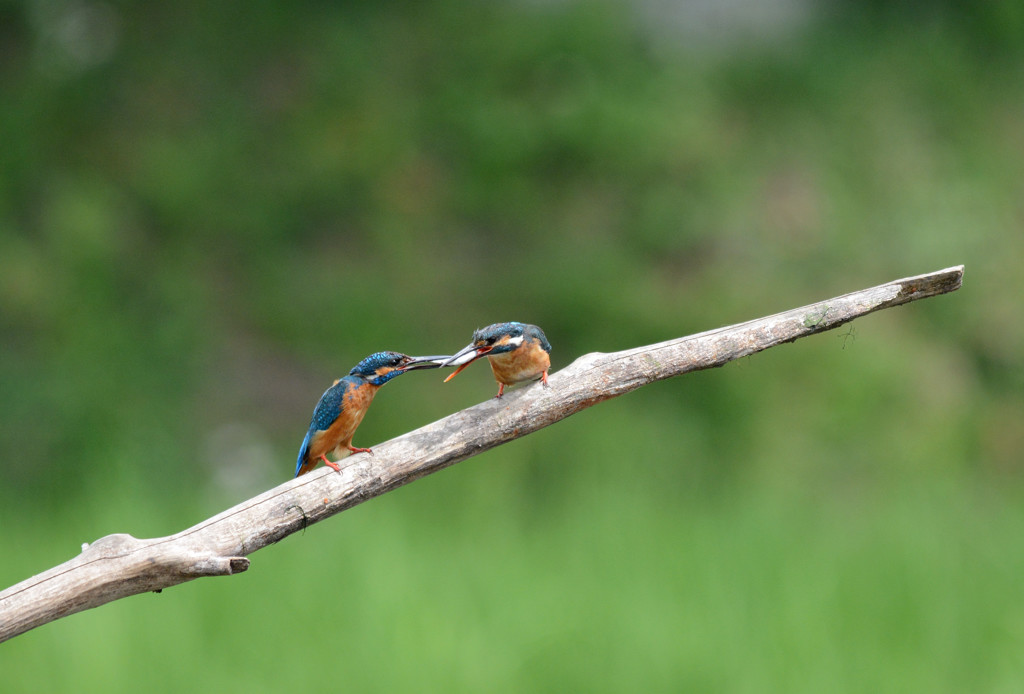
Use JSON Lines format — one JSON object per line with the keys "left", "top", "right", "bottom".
{"left": 0, "top": 265, "right": 964, "bottom": 643}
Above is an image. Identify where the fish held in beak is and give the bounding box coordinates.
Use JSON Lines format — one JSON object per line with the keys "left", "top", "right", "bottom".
{"left": 440, "top": 343, "right": 492, "bottom": 382}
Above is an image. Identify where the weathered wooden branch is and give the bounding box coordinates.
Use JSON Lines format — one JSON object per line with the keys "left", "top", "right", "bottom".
{"left": 0, "top": 266, "right": 964, "bottom": 643}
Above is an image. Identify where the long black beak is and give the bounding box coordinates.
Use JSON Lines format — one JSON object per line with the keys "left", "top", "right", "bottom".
{"left": 402, "top": 355, "right": 452, "bottom": 371}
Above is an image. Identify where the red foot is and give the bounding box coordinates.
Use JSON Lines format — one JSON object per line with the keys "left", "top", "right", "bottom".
{"left": 541, "top": 371, "right": 549, "bottom": 387}
{"left": 495, "top": 383, "right": 506, "bottom": 399}
{"left": 347, "top": 445, "right": 373, "bottom": 455}
{"left": 319, "top": 454, "right": 342, "bottom": 472}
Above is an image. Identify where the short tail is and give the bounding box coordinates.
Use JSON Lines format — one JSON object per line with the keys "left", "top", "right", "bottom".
{"left": 295, "top": 433, "right": 312, "bottom": 477}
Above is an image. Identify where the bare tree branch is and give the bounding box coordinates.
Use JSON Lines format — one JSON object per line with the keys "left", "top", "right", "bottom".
{"left": 0, "top": 265, "right": 964, "bottom": 643}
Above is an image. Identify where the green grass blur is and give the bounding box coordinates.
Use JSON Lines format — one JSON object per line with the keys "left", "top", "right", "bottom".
{"left": 2, "top": 1, "right": 1023, "bottom": 691}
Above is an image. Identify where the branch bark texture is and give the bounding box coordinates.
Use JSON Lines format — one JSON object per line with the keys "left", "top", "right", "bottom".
{"left": 0, "top": 265, "right": 964, "bottom": 643}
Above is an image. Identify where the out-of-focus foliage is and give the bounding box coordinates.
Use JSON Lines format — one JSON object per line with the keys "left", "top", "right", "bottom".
{"left": 1, "top": 0, "right": 1022, "bottom": 691}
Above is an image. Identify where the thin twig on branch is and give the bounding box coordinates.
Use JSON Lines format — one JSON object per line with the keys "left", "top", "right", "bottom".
{"left": 0, "top": 265, "right": 964, "bottom": 643}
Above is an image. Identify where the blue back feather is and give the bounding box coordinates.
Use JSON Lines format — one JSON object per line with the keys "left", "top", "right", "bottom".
{"left": 295, "top": 430, "right": 314, "bottom": 477}
{"left": 524, "top": 324, "right": 552, "bottom": 353}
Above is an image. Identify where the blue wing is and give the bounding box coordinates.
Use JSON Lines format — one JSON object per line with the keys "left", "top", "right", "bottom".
{"left": 295, "top": 378, "right": 349, "bottom": 477}
{"left": 526, "top": 323, "right": 552, "bottom": 353}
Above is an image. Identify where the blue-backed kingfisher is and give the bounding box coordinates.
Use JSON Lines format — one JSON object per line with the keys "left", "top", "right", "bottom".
{"left": 295, "top": 351, "right": 445, "bottom": 477}
{"left": 442, "top": 322, "right": 552, "bottom": 398}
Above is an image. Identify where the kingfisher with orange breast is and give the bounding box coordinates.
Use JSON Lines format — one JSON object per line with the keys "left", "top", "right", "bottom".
{"left": 295, "top": 351, "right": 445, "bottom": 477}
{"left": 441, "top": 322, "right": 552, "bottom": 398}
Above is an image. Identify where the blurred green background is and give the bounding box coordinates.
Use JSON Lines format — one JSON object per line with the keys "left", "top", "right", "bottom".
{"left": 1, "top": 0, "right": 1022, "bottom": 690}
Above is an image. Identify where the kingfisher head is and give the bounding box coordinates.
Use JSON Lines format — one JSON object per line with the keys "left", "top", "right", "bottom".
{"left": 351, "top": 351, "right": 447, "bottom": 386}
{"left": 441, "top": 322, "right": 551, "bottom": 381}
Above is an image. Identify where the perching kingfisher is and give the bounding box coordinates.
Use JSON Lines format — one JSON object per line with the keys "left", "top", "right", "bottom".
{"left": 295, "top": 351, "right": 445, "bottom": 477}
{"left": 442, "top": 322, "right": 551, "bottom": 398}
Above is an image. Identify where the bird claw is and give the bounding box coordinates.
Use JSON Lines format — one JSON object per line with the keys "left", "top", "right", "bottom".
{"left": 319, "top": 455, "right": 342, "bottom": 473}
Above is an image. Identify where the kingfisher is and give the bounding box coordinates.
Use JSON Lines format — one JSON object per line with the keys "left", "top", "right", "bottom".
{"left": 441, "top": 322, "right": 552, "bottom": 398}
{"left": 295, "top": 351, "right": 445, "bottom": 477}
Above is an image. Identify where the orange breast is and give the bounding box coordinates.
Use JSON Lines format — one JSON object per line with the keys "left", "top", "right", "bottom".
{"left": 487, "top": 342, "right": 550, "bottom": 385}
{"left": 308, "top": 383, "right": 379, "bottom": 460}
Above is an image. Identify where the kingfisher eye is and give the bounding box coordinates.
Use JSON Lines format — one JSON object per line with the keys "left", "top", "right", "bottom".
{"left": 390, "top": 356, "right": 402, "bottom": 366}
{"left": 485, "top": 336, "right": 497, "bottom": 345}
